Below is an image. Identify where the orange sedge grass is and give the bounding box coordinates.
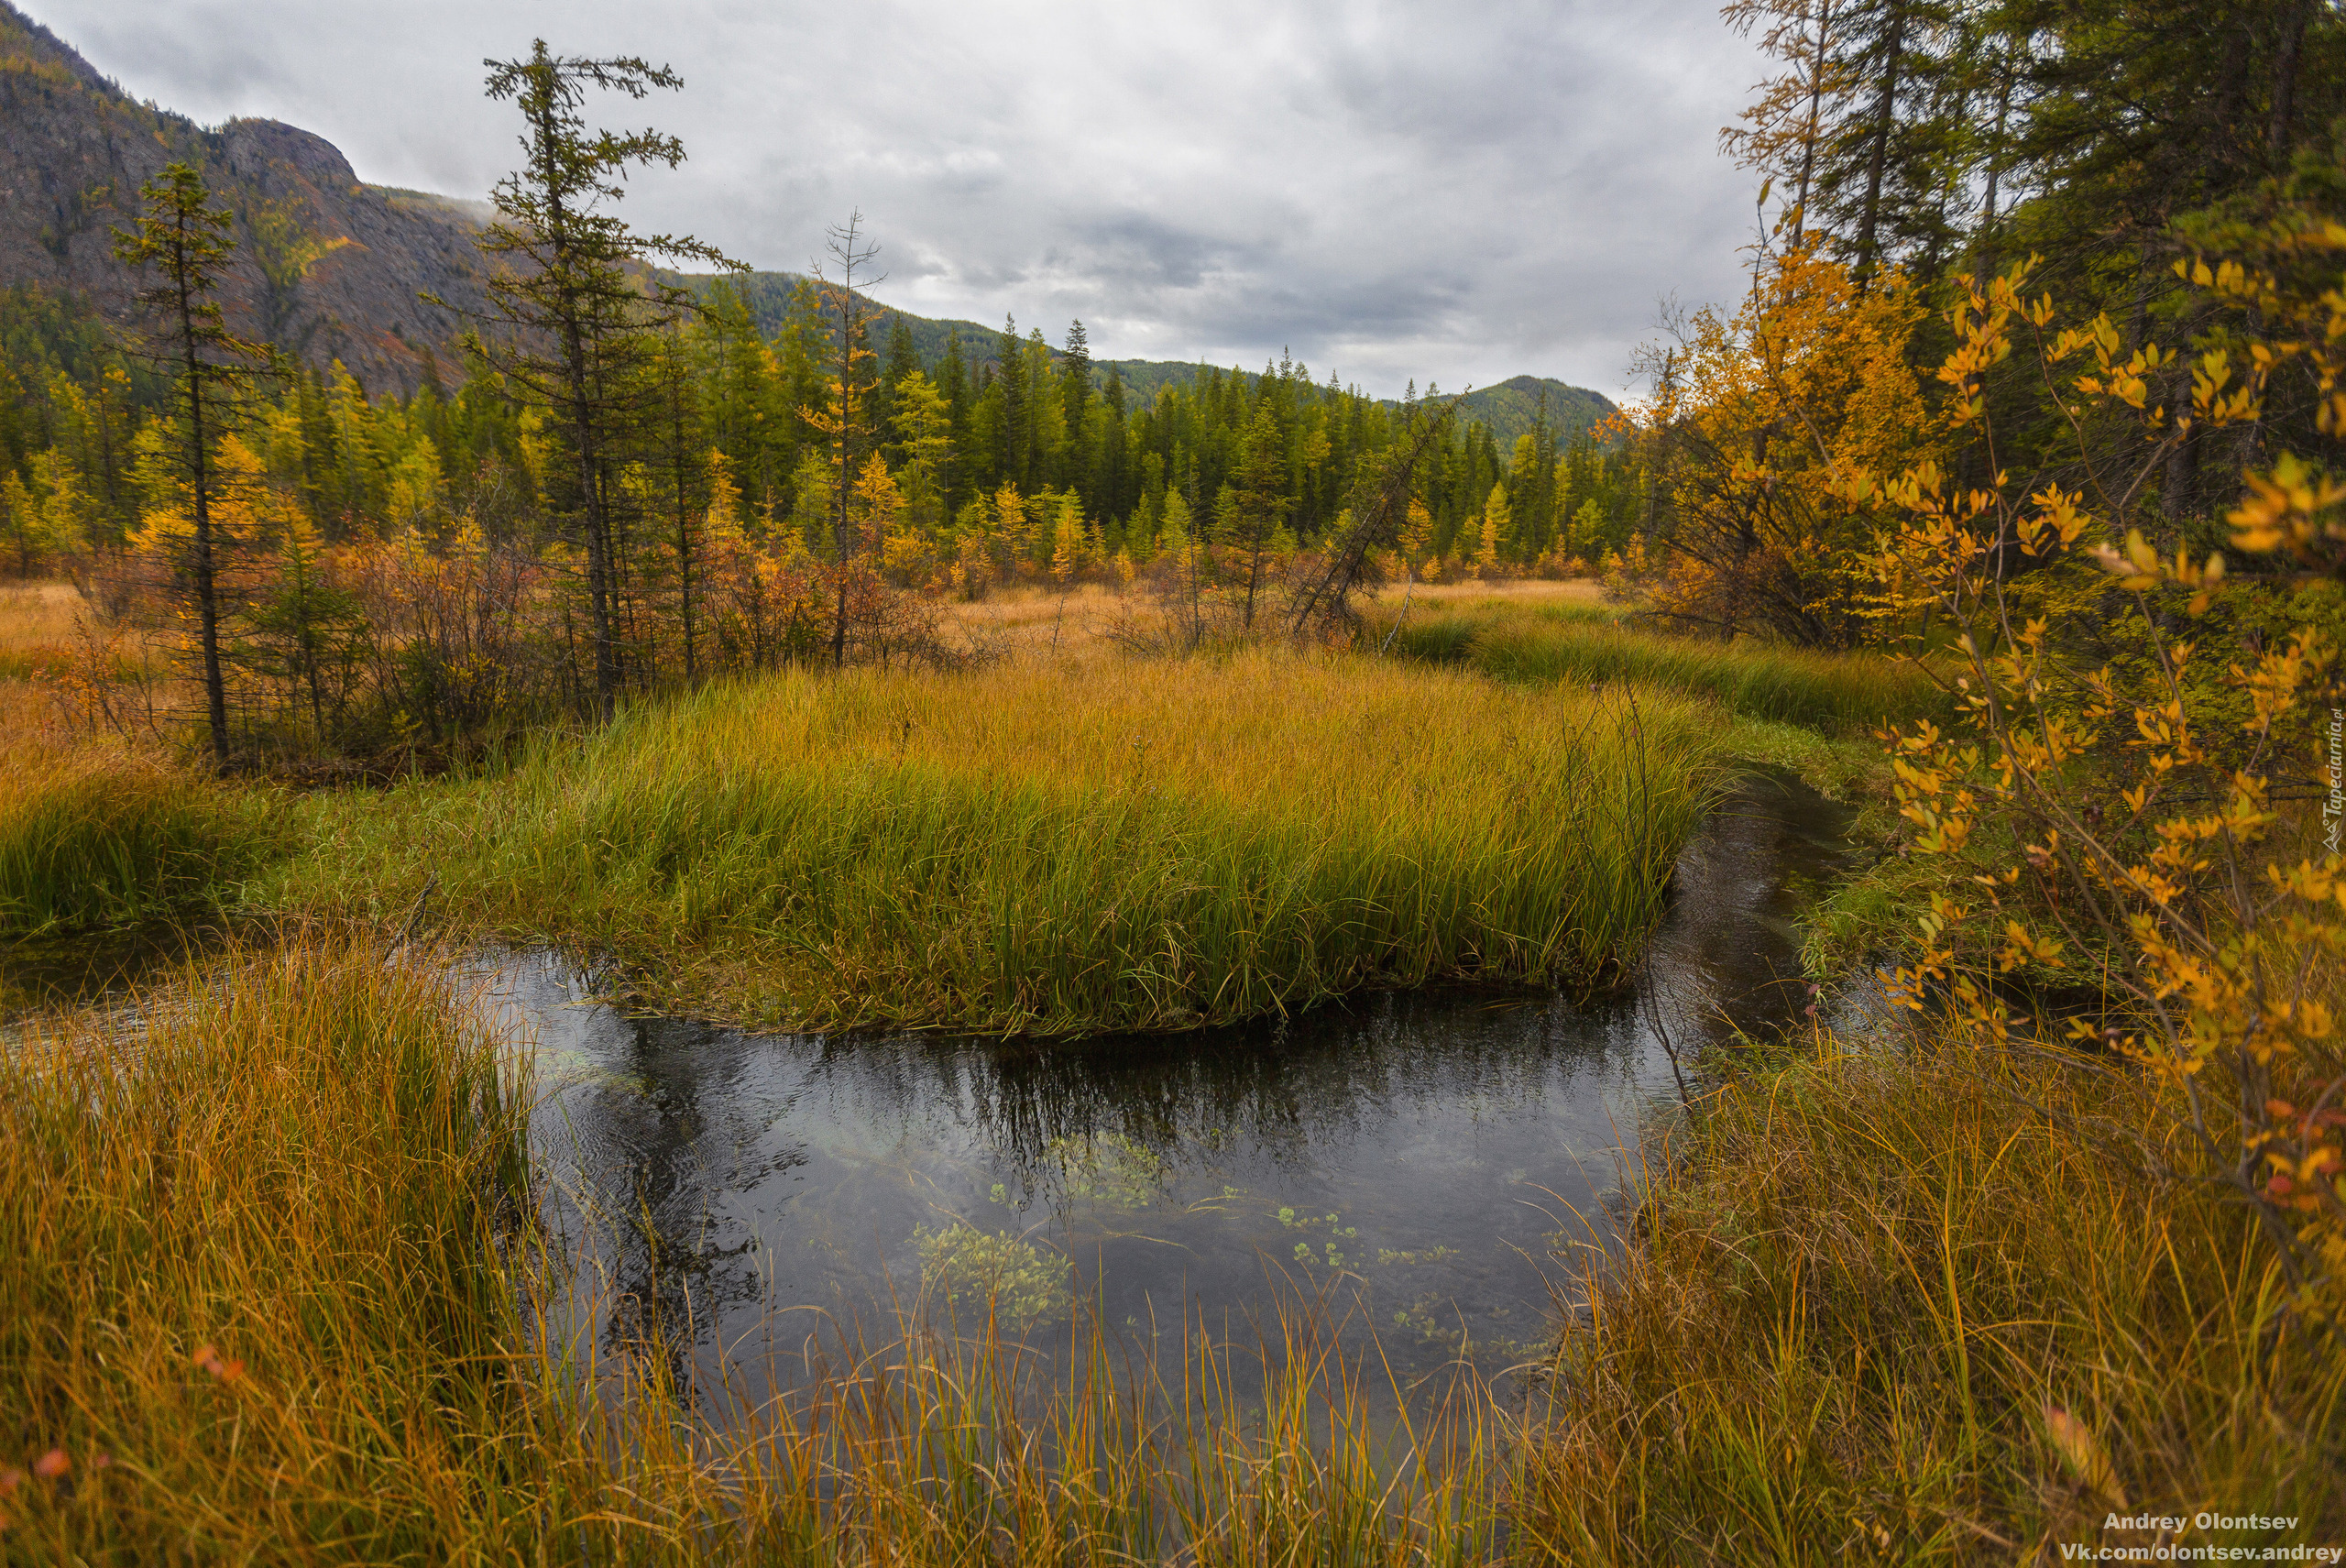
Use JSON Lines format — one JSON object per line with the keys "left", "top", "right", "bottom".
{"left": 1518, "top": 1031, "right": 2346, "bottom": 1564}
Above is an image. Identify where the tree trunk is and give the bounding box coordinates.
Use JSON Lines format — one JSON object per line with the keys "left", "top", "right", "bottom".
{"left": 1974, "top": 51, "right": 2013, "bottom": 280}
{"left": 539, "top": 112, "right": 618, "bottom": 723}
{"left": 178, "top": 223, "right": 228, "bottom": 767}
{"left": 1792, "top": 0, "right": 1836, "bottom": 243}
{"left": 832, "top": 284, "right": 857, "bottom": 669}
{"left": 672, "top": 384, "right": 696, "bottom": 682}
{"left": 2271, "top": 0, "right": 2308, "bottom": 158}
{"left": 1854, "top": 5, "right": 1907, "bottom": 283}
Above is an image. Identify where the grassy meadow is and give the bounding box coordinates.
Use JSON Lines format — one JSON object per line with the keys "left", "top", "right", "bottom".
{"left": 266, "top": 649, "right": 1727, "bottom": 1034}
{"left": 1371, "top": 593, "right": 1946, "bottom": 735}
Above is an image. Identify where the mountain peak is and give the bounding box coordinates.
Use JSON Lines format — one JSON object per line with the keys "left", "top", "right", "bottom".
{"left": 0, "top": 1, "right": 488, "bottom": 396}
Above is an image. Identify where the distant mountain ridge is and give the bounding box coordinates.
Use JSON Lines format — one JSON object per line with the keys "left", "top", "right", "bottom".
{"left": 1452, "top": 376, "right": 1618, "bottom": 447}
{"left": 670, "top": 269, "right": 1618, "bottom": 444}
{"left": 0, "top": 0, "right": 489, "bottom": 396}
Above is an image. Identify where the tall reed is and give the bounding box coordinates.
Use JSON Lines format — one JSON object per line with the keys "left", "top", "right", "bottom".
{"left": 1518, "top": 1036, "right": 2346, "bottom": 1563}
{"left": 0, "top": 939, "right": 530, "bottom": 1558}
{"left": 0, "top": 940, "right": 1509, "bottom": 1562}
{"left": 278, "top": 651, "right": 1726, "bottom": 1034}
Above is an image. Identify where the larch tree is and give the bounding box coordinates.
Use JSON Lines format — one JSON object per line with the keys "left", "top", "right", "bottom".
{"left": 648, "top": 322, "right": 708, "bottom": 681}
{"left": 111, "top": 162, "right": 276, "bottom": 766}
{"left": 1222, "top": 400, "right": 1292, "bottom": 633}
{"left": 804, "top": 211, "right": 882, "bottom": 667}
{"left": 454, "top": 40, "right": 737, "bottom": 720}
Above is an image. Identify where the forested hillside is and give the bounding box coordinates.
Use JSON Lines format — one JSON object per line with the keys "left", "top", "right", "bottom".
{"left": 0, "top": 0, "right": 1635, "bottom": 741}
{"left": 665, "top": 269, "right": 1617, "bottom": 445}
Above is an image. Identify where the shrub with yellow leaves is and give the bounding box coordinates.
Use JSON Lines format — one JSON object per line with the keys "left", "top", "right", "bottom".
{"left": 1852, "top": 228, "right": 2346, "bottom": 1312}
{"left": 1615, "top": 238, "right": 1938, "bottom": 648}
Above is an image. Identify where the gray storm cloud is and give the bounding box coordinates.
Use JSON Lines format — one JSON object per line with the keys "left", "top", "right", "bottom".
{"left": 27, "top": 0, "right": 1765, "bottom": 397}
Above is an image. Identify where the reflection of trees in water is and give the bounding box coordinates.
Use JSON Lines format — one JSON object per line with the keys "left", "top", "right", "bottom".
{"left": 830, "top": 774, "right": 1854, "bottom": 1188}
{"left": 1640, "top": 773, "right": 1857, "bottom": 1051}
{"left": 554, "top": 1011, "right": 806, "bottom": 1399}
{"left": 532, "top": 772, "right": 1854, "bottom": 1398}
{"left": 926, "top": 992, "right": 1630, "bottom": 1192}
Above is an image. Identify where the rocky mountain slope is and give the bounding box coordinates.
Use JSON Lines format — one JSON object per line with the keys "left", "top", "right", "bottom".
{"left": 5, "top": 2, "right": 1617, "bottom": 433}
{"left": 0, "top": 1, "right": 488, "bottom": 397}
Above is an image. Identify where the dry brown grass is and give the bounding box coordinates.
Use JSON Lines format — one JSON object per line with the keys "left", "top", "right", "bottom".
{"left": 938, "top": 582, "right": 1148, "bottom": 664}
{"left": 933, "top": 578, "right": 1606, "bottom": 666}
{"left": 0, "top": 578, "right": 82, "bottom": 659}
{"left": 1393, "top": 577, "right": 1604, "bottom": 607}
{"left": 0, "top": 581, "right": 84, "bottom": 743}
{"left": 0, "top": 584, "right": 181, "bottom": 751}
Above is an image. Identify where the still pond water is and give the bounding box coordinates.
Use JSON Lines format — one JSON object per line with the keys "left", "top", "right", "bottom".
{"left": 475, "top": 771, "right": 1859, "bottom": 1410}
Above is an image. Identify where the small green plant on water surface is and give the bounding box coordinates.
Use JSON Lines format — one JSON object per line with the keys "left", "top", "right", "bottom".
{"left": 1043, "top": 1131, "right": 1168, "bottom": 1211}
{"left": 910, "top": 1221, "right": 1075, "bottom": 1333}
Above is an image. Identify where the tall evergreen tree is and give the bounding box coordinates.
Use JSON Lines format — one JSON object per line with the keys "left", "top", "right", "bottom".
{"left": 995, "top": 315, "right": 1026, "bottom": 489}
{"left": 1100, "top": 365, "right": 1129, "bottom": 521}
{"left": 111, "top": 161, "right": 275, "bottom": 765}
{"left": 939, "top": 326, "right": 971, "bottom": 514}
{"left": 1058, "top": 319, "right": 1092, "bottom": 497}
{"left": 454, "top": 40, "right": 735, "bottom": 719}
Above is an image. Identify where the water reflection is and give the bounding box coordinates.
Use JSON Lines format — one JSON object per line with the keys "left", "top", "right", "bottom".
{"left": 480, "top": 771, "right": 1857, "bottom": 1408}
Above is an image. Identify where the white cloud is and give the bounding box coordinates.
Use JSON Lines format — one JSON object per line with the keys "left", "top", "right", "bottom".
{"left": 26, "top": 0, "right": 1766, "bottom": 396}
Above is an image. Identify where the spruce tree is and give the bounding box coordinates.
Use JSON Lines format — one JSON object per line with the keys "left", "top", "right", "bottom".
{"left": 1058, "top": 319, "right": 1092, "bottom": 497}
{"left": 939, "top": 327, "right": 971, "bottom": 513}
{"left": 995, "top": 316, "right": 1026, "bottom": 489}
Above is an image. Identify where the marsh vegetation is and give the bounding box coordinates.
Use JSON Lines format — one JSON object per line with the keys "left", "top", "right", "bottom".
{"left": 5, "top": 0, "right": 2346, "bottom": 1558}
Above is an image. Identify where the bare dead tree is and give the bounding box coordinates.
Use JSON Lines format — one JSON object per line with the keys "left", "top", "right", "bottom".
{"left": 807, "top": 212, "right": 884, "bottom": 668}
{"left": 1283, "top": 392, "right": 1466, "bottom": 645}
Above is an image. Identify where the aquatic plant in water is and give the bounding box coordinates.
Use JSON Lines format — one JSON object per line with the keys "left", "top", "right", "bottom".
{"left": 911, "top": 1221, "right": 1075, "bottom": 1332}
{"left": 1044, "top": 1130, "right": 1168, "bottom": 1211}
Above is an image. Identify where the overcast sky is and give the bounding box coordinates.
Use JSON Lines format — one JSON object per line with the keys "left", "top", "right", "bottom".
{"left": 27, "top": 0, "right": 1766, "bottom": 399}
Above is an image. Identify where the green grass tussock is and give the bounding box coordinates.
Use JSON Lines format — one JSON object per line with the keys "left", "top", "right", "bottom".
{"left": 275, "top": 652, "right": 1726, "bottom": 1034}
{"left": 1379, "top": 601, "right": 1944, "bottom": 735}
{"left": 1519, "top": 1036, "right": 2346, "bottom": 1563}
{"left": 0, "top": 746, "right": 279, "bottom": 937}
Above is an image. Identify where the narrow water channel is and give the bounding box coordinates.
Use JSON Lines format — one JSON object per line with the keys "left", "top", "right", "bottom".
{"left": 479, "top": 769, "right": 1859, "bottom": 1411}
